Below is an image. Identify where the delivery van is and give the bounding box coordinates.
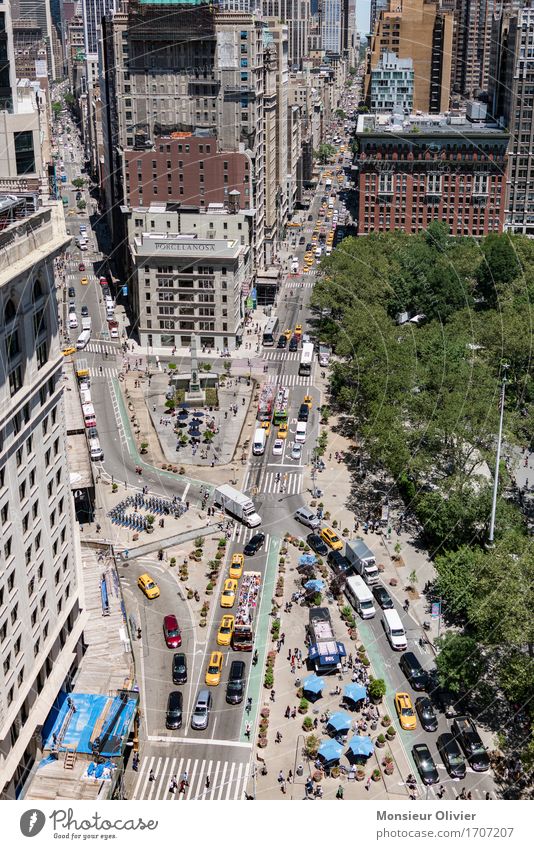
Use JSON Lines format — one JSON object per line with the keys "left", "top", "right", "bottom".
{"left": 295, "top": 421, "right": 307, "bottom": 443}
{"left": 383, "top": 608, "right": 407, "bottom": 651}
{"left": 252, "top": 427, "right": 266, "bottom": 456}
{"left": 82, "top": 403, "right": 96, "bottom": 427}
{"left": 88, "top": 438, "right": 104, "bottom": 461}
{"left": 76, "top": 329, "right": 91, "bottom": 349}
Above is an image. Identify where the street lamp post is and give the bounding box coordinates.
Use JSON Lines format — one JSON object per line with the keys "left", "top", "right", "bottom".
{"left": 488, "top": 364, "right": 509, "bottom": 544}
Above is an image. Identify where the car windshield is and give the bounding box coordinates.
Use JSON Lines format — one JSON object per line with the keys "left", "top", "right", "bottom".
{"left": 467, "top": 737, "right": 485, "bottom": 755}
{"left": 401, "top": 706, "right": 414, "bottom": 716}
{"left": 146, "top": 581, "right": 156, "bottom": 590}
{"left": 208, "top": 664, "right": 219, "bottom": 673}
{"left": 167, "top": 628, "right": 179, "bottom": 637}
{"left": 223, "top": 589, "right": 233, "bottom": 595}
{"left": 448, "top": 750, "right": 464, "bottom": 765}
{"left": 220, "top": 624, "right": 231, "bottom": 633}
{"left": 195, "top": 705, "right": 207, "bottom": 715}
{"left": 227, "top": 681, "right": 242, "bottom": 693}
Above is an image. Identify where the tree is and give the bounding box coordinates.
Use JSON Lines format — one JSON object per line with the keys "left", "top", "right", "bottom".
{"left": 335, "top": 108, "right": 346, "bottom": 119}
{"left": 64, "top": 92, "right": 75, "bottom": 106}
{"left": 72, "top": 177, "right": 85, "bottom": 189}
{"left": 52, "top": 101, "right": 62, "bottom": 117}
{"left": 314, "top": 143, "right": 336, "bottom": 164}
{"left": 475, "top": 234, "right": 521, "bottom": 307}
{"left": 434, "top": 632, "right": 483, "bottom": 694}
{"left": 434, "top": 545, "right": 481, "bottom": 621}
{"left": 77, "top": 200, "right": 86, "bottom": 210}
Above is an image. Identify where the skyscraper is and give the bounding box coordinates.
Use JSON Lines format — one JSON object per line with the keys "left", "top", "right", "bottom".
{"left": 322, "top": 0, "right": 342, "bottom": 54}
{"left": 11, "top": 0, "right": 56, "bottom": 78}
{"left": 262, "top": 1, "right": 310, "bottom": 68}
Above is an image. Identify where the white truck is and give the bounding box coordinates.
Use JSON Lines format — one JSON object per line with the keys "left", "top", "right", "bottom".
{"left": 252, "top": 427, "right": 266, "bottom": 456}
{"left": 318, "top": 344, "right": 331, "bottom": 367}
{"left": 213, "top": 484, "right": 261, "bottom": 528}
{"left": 81, "top": 316, "right": 92, "bottom": 332}
{"left": 344, "top": 538, "right": 380, "bottom": 585}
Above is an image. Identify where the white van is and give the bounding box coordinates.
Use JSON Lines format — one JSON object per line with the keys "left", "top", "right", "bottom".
{"left": 106, "top": 304, "right": 114, "bottom": 320}
{"left": 383, "top": 608, "right": 407, "bottom": 651}
{"left": 295, "top": 421, "right": 307, "bottom": 443}
{"left": 68, "top": 312, "right": 78, "bottom": 329}
{"left": 345, "top": 575, "right": 376, "bottom": 620}
{"left": 80, "top": 388, "right": 92, "bottom": 405}
{"left": 82, "top": 403, "right": 96, "bottom": 427}
{"left": 81, "top": 316, "right": 92, "bottom": 332}
{"left": 88, "top": 438, "right": 104, "bottom": 461}
{"left": 252, "top": 427, "right": 266, "bottom": 456}
{"left": 76, "top": 329, "right": 91, "bottom": 349}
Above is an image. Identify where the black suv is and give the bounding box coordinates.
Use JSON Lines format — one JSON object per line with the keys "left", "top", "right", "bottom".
{"left": 288, "top": 335, "right": 299, "bottom": 352}
{"left": 277, "top": 335, "right": 287, "bottom": 349}
{"left": 298, "top": 404, "right": 309, "bottom": 422}
{"left": 327, "top": 550, "right": 351, "bottom": 577}
{"left": 415, "top": 697, "right": 438, "bottom": 732}
{"left": 306, "top": 533, "right": 329, "bottom": 557}
{"left": 437, "top": 732, "right": 466, "bottom": 779}
{"left": 451, "top": 716, "right": 490, "bottom": 771}
{"left": 373, "top": 585, "right": 394, "bottom": 609}
{"left": 172, "top": 652, "right": 187, "bottom": 685}
{"left": 399, "top": 651, "right": 429, "bottom": 691}
{"left": 244, "top": 532, "right": 265, "bottom": 556}
{"left": 226, "top": 660, "right": 246, "bottom": 705}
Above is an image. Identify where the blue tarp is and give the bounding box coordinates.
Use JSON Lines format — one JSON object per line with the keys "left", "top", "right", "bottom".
{"left": 299, "top": 554, "right": 317, "bottom": 566}
{"left": 305, "top": 579, "right": 325, "bottom": 591}
{"left": 327, "top": 711, "right": 353, "bottom": 733}
{"left": 309, "top": 641, "right": 347, "bottom": 668}
{"left": 347, "top": 735, "right": 375, "bottom": 757}
{"left": 42, "top": 692, "right": 137, "bottom": 757}
{"left": 318, "top": 738, "right": 344, "bottom": 762}
{"left": 302, "top": 674, "right": 325, "bottom": 694}
{"left": 344, "top": 683, "right": 367, "bottom": 703}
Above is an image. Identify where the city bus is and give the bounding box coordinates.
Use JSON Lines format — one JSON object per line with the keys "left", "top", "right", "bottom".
{"left": 262, "top": 316, "right": 279, "bottom": 347}
{"left": 299, "top": 342, "right": 314, "bottom": 376}
{"left": 272, "top": 386, "right": 289, "bottom": 425}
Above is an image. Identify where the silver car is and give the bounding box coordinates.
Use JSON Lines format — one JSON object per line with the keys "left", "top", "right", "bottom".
{"left": 191, "top": 689, "right": 211, "bottom": 731}
{"left": 291, "top": 443, "right": 302, "bottom": 461}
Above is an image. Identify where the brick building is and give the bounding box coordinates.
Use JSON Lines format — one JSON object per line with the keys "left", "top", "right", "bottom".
{"left": 355, "top": 113, "right": 508, "bottom": 236}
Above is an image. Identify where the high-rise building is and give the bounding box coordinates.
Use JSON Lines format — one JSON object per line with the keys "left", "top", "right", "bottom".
{"left": 370, "top": 0, "right": 389, "bottom": 32}
{"left": 12, "top": 20, "right": 48, "bottom": 83}
{"left": 12, "top": 0, "right": 56, "bottom": 78}
{"left": 262, "top": 1, "right": 310, "bottom": 68}
{"left": 369, "top": 51, "right": 414, "bottom": 113}
{"left": 0, "top": 0, "right": 17, "bottom": 111}
{"left": 82, "top": 0, "right": 116, "bottom": 56}
{"left": 365, "top": 0, "right": 453, "bottom": 113}
{"left": 504, "top": 2, "right": 534, "bottom": 234}
{"left": 355, "top": 112, "right": 508, "bottom": 236}
{"left": 321, "top": 0, "right": 342, "bottom": 54}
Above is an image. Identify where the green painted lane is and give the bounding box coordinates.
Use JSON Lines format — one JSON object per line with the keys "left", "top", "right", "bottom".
{"left": 239, "top": 536, "right": 281, "bottom": 741}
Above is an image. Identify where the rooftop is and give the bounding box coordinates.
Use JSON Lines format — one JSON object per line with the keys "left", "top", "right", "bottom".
{"left": 357, "top": 112, "right": 509, "bottom": 138}
{"left": 0, "top": 200, "right": 69, "bottom": 288}
{"left": 133, "top": 231, "right": 241, "bottom": 258}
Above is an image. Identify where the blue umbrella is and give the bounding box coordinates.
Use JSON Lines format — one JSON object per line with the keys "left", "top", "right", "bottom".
{"left": 304, "top": 579, "right": 324, "bottom": 592}
{"left": 191, "top": 410, "right": 204, "bottom": 418}
{"left": 327, "top": 711, "right": 353, "bottom": 733}
{"left": 344, "top": 683, "right": 367, "bottom": 703}
{"left": 302, "top": 674, "right": 325, "bottom": 695}
{"left": 318, "top": 739, "right": 343, "bottom": 763}
{"left": 188, "top": 428, "right": 201, "bottom": 437}
{"left": 299, "top": 554, "right": 317, "bottom": 566}
{"left": 178, "top": 410, "right": 189, "bottom": 419}
{"left": 347, "top": 735, "right": 374, "bottom": 757}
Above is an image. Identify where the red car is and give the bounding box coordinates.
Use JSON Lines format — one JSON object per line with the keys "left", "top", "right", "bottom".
{"left": 78, "top": 263, "right": 85, "bottom": 271}
{"left": 99, "top": 276, "right": 107, "bottom": 286}
{"left": 163, "top": 614, "right": 182, "bottom": 649}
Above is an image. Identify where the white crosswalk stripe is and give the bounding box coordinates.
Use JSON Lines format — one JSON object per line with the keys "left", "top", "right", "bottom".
{"left": 131, "top": 755, "right": 250, "bottom": 800}
{"left": 265, "top": 373, "right": 312, "bottom": 387}
{"left": 261, "top": 469, "right": 302, "bottom": 495}
{"left": 231, "top": 522, "right": 271, "bottom": 548}
{"left": 94, "top": 366, "right": 118, "bottom": 379}
{"left": 85, "top": 342, "right": 119, "bottom": 355}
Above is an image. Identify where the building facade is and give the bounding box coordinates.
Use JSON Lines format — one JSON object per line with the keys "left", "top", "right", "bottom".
{"left": 365, "top": 0, "right": 453, "bottom": 113}
{"left": 0, "top": 199, "right": 85, "bottom": 799}
{"left": 262, "top": 0, "right": 310, "bottom": 68}
{"left": 355, "top": 113, "right": 508, "bottom": 236}
{"left": 321, "top": 0, "right": 342, "bottom": 54}
{"left": 369, "top": 51, "right": 413, "bottom": 113}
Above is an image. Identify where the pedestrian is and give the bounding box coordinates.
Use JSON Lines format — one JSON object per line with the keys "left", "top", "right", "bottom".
{"left": 278, "top": 770, "right": 284, "bottom": 784}
{"left": 467, "top": 791, "right": 472, "bottom": 800}
{"left": 313, "top": 717, "right": 318, "bottom": 729}
{"left": 179, "top": 780, "right": 186, "bottom": 794}
{"left": 485, "top": 792, "right": 491, "bottom": 800}
{"left": 182, "top": 770, "right": 189, "bottom": 786}
{"left": 149, "top": 769, "right": 155, "bottom": 782}
{"left": 285, "top": 705, "right": 291, "bottom": 719}
{"left": 437, "top": 785, "right": 445, "bottom": 799}
{"left": 336, "top": 785, "right": 344, "bottom": 799}
{"left": 245, "top": 722, "right": 251, "bottom": 739}
{"left": 205, "top": 775, "right": 211, "bottom": 790}
{"left": 270, "top": 689, "right": 275, "bottom": 702}
{"left": 275, "top": 731, "right": 282, "bottom": 743}
{"left": 366, "top": 776, "right": 371, "bottom": 791}
{"left": 280, "top": 632, "right": 285, "bottom": 645}
{"left": 291, "top": 706, "right": 297, "bottom": 719}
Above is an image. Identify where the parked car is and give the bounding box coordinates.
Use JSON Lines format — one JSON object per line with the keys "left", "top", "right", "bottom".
{"left": 399, "top": 651, "right": 429, "bottom": 691}
{"left": 306, "top": 533, "right": 329, "bottom": 557}
{"left": 415, "top": 697, "right": 438, "bottom": 732}
{"left": 437, "top": 732, "right": 467, "bottom": 779}
{"left": 373, "top": 585, "right": 394, "bottom": 609}
{"left": 172, "top": 653, "right": 187, "bottom": 685}
{"left": 450, "top": 716, "right": 490, "bottom": 771}
{"left": 395, "top": 692, "right": 417, "bottom": 731}
{"left": 412, "top": 743, "right": 439, "bottom": 785}
{"left": 244, "top": 532, "right": 265, "bottom": 556}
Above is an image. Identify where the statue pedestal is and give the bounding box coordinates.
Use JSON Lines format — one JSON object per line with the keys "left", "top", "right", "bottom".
{"left": 185, "top": 389, "right": 205, "bottom": 405}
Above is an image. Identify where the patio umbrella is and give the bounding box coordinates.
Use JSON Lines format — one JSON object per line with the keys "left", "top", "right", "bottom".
{"left": 347, "top": 735, "right": 374, "bottom": 757}
{"left": 188, "top": 427, "right": 202, "bottom": 438}
{"left": 191, "top": 410, "right": 204, "bottom": 418}
{"left": 302, "top": 674, "right": 325, "bottom": 695}
{"left": 178, "top": 410, "right": 189, "bottom": 420}
{"left": 327, "top": 712, "right": 353, "bottom": 734}
{"left": 317, "top": 739, "right": 343, "bottom": 763}
{"left": 299, "top": 554, "right": 317, "bottom": 567}
{"left": 344, "top": 683, "right": 367, "bottom": 703}
{"left": 304, "top": 579, "right": 324, "bottom": 592}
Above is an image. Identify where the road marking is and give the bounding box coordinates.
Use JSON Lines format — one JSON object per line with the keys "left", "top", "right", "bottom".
{"left": 225, "top": 762, "right": 236, "bottom": 799}
{"left": 216, "top": 762, "right": 228, "bottom": 799}
{"left": 147, "top": 734, "right": 252, "bottom": 748}
{"left": 182, "top": 481, "right": 190, "bottom": 502}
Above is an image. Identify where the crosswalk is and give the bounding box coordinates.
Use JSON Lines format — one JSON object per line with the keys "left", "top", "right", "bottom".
{"left": 264, "top": 372, "right": 312, "bottom": 387}
{"left": 94, "top": 366, "right": 118, "bottom": 379}
{"left": 243, "top": 467, "right": 303, "bottom": 496}
{"left": 85, "top": 342, "right": 119, "bottom": 355}
{"left": 132, "top": 754, "right": 250, "bottom": 801}
{"left": 264, "top": 351, "right": 302, "bottom": 361}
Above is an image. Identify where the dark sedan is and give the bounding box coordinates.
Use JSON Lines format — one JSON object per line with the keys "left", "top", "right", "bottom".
{"left": 437, "top": 732, "right": 466, "bottom": 779}
{"left": 412, "top": 744, "right": 439, "bottom": 786}
{"left": 451, "top": 716, "right": 490, "bottom": 772}
{"left": 277, "top": 335, "right": 287, "bottom": 349}
{"left": 415, "top": 697, "right": 438, "bottom": 732}
{"left": 172, "top": 653, "right": 187, "bottom": 685}
{"left": 373, "top": 585, "right": 394, "bottom": 609}
{"left": 244, "top": 533, "right": 265, "bottom": 556}
{"left": 306, "top": 533, "right": 329, "bottom": 557}
{"left": 399, "top": 651, "right": 429, "bottom": 691}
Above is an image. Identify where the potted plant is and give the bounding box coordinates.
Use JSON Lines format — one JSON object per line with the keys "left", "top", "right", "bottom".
{"left": 302, "top": 716, "right": 314, "bottom": 731}
{"left": 169, "top": 556, "right": 176, "bottom": 568}
{"left": 112, "top": 483, "right": 118, "bottom": 493}
{"left": 372, "top": 767, "right": 381, "bottom": 782}
{"left": 206, "top": 582, "right": 214, "bottom": 595}
{"left": 381, "top": 714, "right": 391, "bottom": 728}
{"left": 368, "top": 677, "right": 387, "bottom": 704}
{"left": 382, "top": 755, "right": 394, "bottom": 775}
{"left": 140, "top": 441, "right": 148, "bottom": 454}
{"left": 264, "top": 669, "right": 274, "bottom": 689}
{"left": 298, "top": 697, "right": 309, "bottom": 715}
{"left": 304, "top": 734, "right": 319, "bottom": 759}
{"left": 376, "top": 733, "right": 386, "bottom": 748}
{"left": 257, "top": 737, "right": 267, "bottom": 749}
{"left": 195, "top": 536, "right": 205, "bottom": 549}
{"left": 356, "top": 768, "right": 366, "bottom": 781}
{"left": 386, "top": 725, "right": 397, "bottom": 740}
{"left": 260, "top": 707, "right": 270, "bottom": 719}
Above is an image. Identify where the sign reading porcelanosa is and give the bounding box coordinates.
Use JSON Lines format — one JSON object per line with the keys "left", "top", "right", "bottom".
{"left": 138, "top": 236, "right": 239, "bottom": 258}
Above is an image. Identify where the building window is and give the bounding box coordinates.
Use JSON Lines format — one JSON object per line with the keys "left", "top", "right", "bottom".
{"left": 14, "top": 131, "right": 35, "bottom": 174}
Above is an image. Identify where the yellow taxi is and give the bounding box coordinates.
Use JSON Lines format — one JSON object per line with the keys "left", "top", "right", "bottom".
{"left": 229, "top": 552, "right": 244, "bottom": 580}
{"left": 137, "top": 573, "right": 160, "bottom": 600}
{"left": 80, "top": 276, "right": 88, "bottom": 285}
{"left": 220, "top": 578, "right": 238, "bottom": 608}
{"left": 205, "top": 651, "right": 223, "bottom": 686}
{"left": 303, "top": 394, "right": 312, "bottom": 408}
{"left": 217, "top": 614, "right": 235, "bottom": 646}
{"left": 327, "top": 210, "right": 333, "bottom": 219}
{"left": 395, "top": 692, "right": 417, "bottom": 731}
{"left": 294, "top": 324, "right": 302, "bottom": 338}
{"left": 260, "top": 420, "right": 271, "bottom": 437}
{"left": 302, "top": 266, "right": 309, "bottom": 274}
{"left": 320, "top": 527, "right": 343, "bottom": 551}
{"left": 283, "top": 328, "right": 292, "bottom": 340}
{"left": 277, "top": 422, "right": 289, "bottom": 440}
{"left": 311, "top": 237, "right": 318, "bottom": 247}
{"left": 62, "top": 345, "right": 76, "bottom": 357}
